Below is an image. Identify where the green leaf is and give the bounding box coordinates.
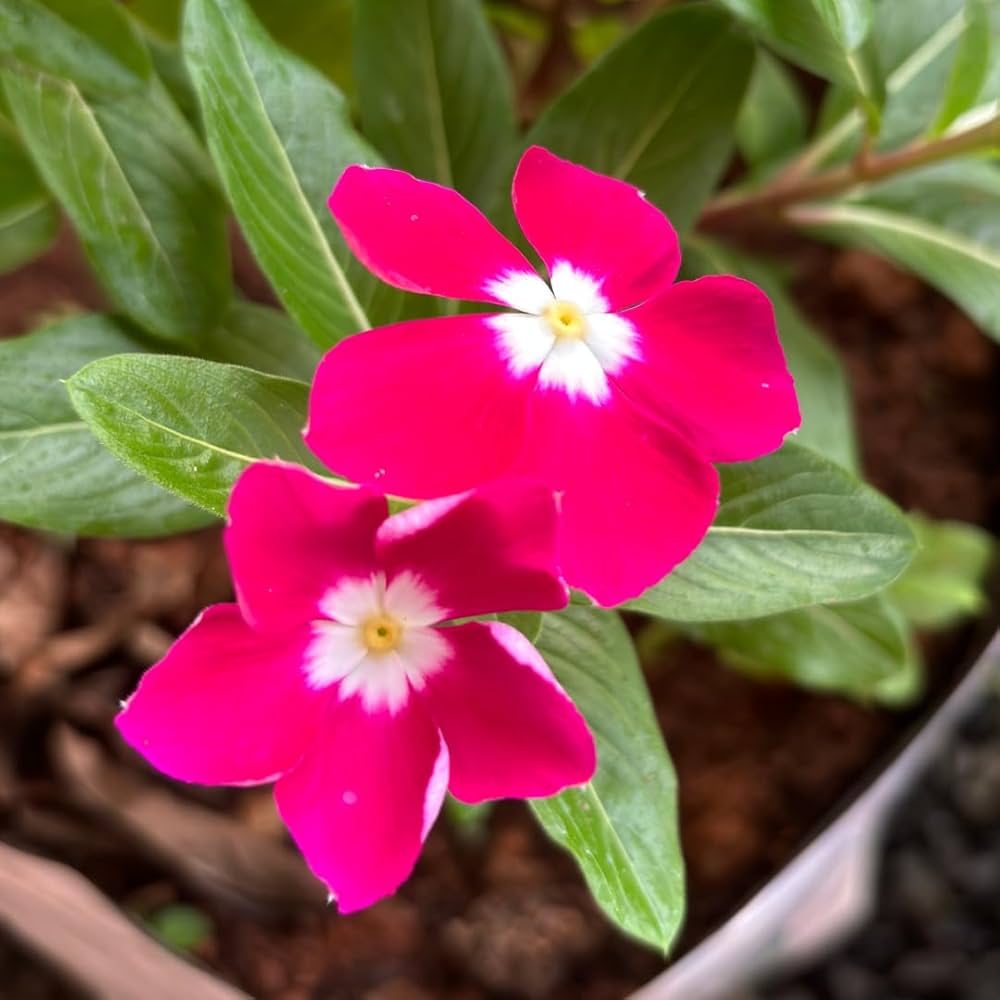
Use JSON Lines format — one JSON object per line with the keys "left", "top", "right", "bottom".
{"left": 204, "top": 301, "right": 321, "bottom": 382}
{"left": 889, "top": 512, "right": 994, "bottom": 628}
{"left": 716, "top": 0, "right": 883, "bottom": 122}
{"left": 789, "top": 161, "right": 1000, "bottom": 342}
{"left": 811, "top": 0, "right": 999, "bottom": 166}
{"left": 1, "top": 66, "right": 230, "bottom": 344}
{"left": 0, "top": 316, "right": 214, "bottom": 536}
{"left": 144, "top": 904, "right": 212, "bottom": 954}
{"left": 250, "top": 0, "right": 354, "bottom": 94}
{"left": 495, "top": 611, "right": 544, "bottom": 643}
{"left": 629, "top": 443, "right": 916, "bottom": 623}
{"left": 690, "top": 593, "right": 920, "bottom": 703}
{"left": 0, "top": 0, "right": 152, "bottom": 97}
{"left": 356, "top": 0, "right": 515, "bottom": 209}
{"left": 930, "top": 0, "right": 992, "bottom": 135}
{"left": 66, "top": 355, "right": 326, "bottom": 516}
{"left": 184, "top": 0, "right": 411, "bottom": 349}
{"left": 532, "top": 606, "right": 684, "bottom": 953}
{"left": 525, "top": 5, "right": 754, "bottom": 234}
{"left": 125, "top": 0, "right": 183, "bottom": 41}
{"left": 684, "top": 238, "right": 859, "bottom": 471}
{"left": 736, "top": 51, "right": 809, "bottom": 170}
{"left": 0, "top": 116, "right": 58, "bottom": 273}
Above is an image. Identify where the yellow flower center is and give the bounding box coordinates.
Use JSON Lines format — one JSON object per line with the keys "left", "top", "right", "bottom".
{"left": 361, "top": 614, "right": 403, "bottom": 653}
{"left": 544, "top": 300, "right": 586, "bottom": 339}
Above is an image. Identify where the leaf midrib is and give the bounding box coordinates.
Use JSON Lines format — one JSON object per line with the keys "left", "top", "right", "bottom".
{"left": 790, "top": 201, "right": 1000, "bottom": 271}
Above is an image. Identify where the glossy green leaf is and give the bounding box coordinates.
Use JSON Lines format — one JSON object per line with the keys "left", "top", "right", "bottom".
{"left": 930, "top": 0, "right": 992, "bottom": 135}
{"left": 716, "top": 0, "right": 882, "bottom": 120}
{"left": 790, "top": 161, "right": 1000, "bottom": 342}
{"left": 184, "top": 0, "right": 411, "bottom": 349}
{"left": 684, "top": 238, "right": 859, "bottom": 471}
{"left": 0, "top": 0, "right": 151, "bottom": 97}
{"left": 356, "top": 0, "right": 515, "bottom": 208}
{"left": 889, "top": 512, "right": 994, "bottom": 629}
{"left": 0, "top": 117, "right": 58, "bottom": 273}
{"left": 736, "top": 51, "right": 809, "bottom": 170}
{"left": 0, "top": 316, "right": 214, "bottom": 536}
{"left": 525, "top": 5, "right": 754, "bottom": 234}
{"left": 66, "top": 355, "right": 326, "bottom": 516}
{"left": 691, "top": 593, "right": 920, "bottom": 703}
{"left": 204, "top": 301, "right": 321, "bottom": 382}
{"left": 532, "top": 606, "right": 684, "bottom": 953}
{"left": 629, "top": 443, "right": 916, "bottom": 623}
{"left": 2, "top": 66, "right": 230, "bottom": 344}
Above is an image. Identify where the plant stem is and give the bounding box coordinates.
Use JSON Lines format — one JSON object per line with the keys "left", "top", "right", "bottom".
{"left": 699, "top": 116, "right": 1000, "bottom": 229}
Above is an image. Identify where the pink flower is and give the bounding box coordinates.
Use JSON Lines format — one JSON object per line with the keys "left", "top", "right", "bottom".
{"left": 116, "top": 461, "right": 595, "bottom": 912}
{"left": 307, "top": 146, "right": 800, "bottom": 606}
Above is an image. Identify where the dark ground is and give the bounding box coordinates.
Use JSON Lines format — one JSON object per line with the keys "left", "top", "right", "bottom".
{"left": 0, "top": 229, "right": 997, "bottom": 998}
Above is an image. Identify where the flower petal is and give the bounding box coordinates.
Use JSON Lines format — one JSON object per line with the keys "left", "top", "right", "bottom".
{"left": 618, "top": 276, "right": 801, "bottom": 462}
{"left": 274, "top": 694, "right": 447, "bottom": 913}
{"left": 226, "top": 461, "right": 386, "bottom": 630}
{"left": 422, "top": 622, "right": 595, "bottom": 802}
{"left": 330, "top": 164, "right": 539, "bottom": 306}
{"left": 377, "top": 481, "right": 568, "bottom": 621}
{"left": 306, "top": 314, "right": 534, "bottom": 499}
{"left": 116, "top": 605, "right": 320, "bottom": 786}
{"left": 512, "top": 146, "right": 681, "bottom": 310}
{"left": 514, "top": 387, "right": 719, "bottom": 606}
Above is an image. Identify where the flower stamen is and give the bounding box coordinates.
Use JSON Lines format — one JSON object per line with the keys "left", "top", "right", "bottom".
{"left": 544, "top": 300, "right": 586, "bottom": 339}
{"left": 362, "top": 614, "right": 403, "bottom": 653}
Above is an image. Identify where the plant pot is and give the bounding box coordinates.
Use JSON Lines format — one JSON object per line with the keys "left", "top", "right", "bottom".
{"left": 634, "top": 626, "right": 1000, "bottom": 999}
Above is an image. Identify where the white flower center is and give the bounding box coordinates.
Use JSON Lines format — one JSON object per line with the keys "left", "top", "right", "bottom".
{"left": 485, "top": 260, "right": 641, "bottom": 404}
{"left": 304, "top": 571, "right": 449, "bottom": 714}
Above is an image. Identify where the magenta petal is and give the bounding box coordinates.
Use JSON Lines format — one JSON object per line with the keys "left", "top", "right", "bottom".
{"left": 515, "top": 388, "right": 719, "bottom": 606}
{"left": 330, "top": 164, "right": 538, "bottom": 305}
{"left": 274, "top": 695, "right": 447, "bottom": 913}
{"left": 512, "top": 146, "right": 681, "bottom": 310}
{"left": 619, "top": 277, "right": 801, "bottom": 462}
{"left": 423, "top": 622, "right": 595, "bottom": 802}
{"left": 306, "top": 314, "right": 533, "bottom": 499}
{"left": 225, "top": 461, "right": 386, "bottom": 630}
{"left": 116, "top": 605, "right": 321, "bottom": 786}
{"left": 376, "top": 481, "right": 568, "bottom": 620}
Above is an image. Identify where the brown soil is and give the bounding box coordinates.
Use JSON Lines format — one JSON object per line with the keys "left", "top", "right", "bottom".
{"left": 0, "top": 231, "right": 996, "bottom": 999}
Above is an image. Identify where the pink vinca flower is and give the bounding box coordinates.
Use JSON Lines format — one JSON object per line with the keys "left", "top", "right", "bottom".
{"left": 116, "top": 461, "right": 594, "bottom": 912}
{"left": 307, "top": 146, "right": 800, "bottom": 606}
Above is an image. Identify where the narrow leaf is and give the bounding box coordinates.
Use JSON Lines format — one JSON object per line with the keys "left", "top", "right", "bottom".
{"left": 526, "top": 5, "right": 754, "bottom": 234}
{"left": 532, "top": 606, "right": 684, "bottom": 953}
{"left": 0, "top": 317, "right": 214, "bottom": 536}
{"left": 1, "top": 66, "right": 230, "bottom": 343}
{"left": 183, "top": 0, "right": 412, "bottom": 348}
{"left": 356, "top": 0, "right": 516, "bottom": 208}
{"left": 790, "top": 161, "right": 1000, "bottom": 342}
{"left": 930, "top": 0, "right": 992, "bottom": 135}
{"left": 66, "top": 355, "right": 326, "bottom": 516}
{"left": 812, "top": 0, "right": 998, "bottom": 165}
{"left": 629, "top": 443, "right": 916, "bottom": 622}
{"left": 0, "top": 0, "right": 151, "bottom": 97}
